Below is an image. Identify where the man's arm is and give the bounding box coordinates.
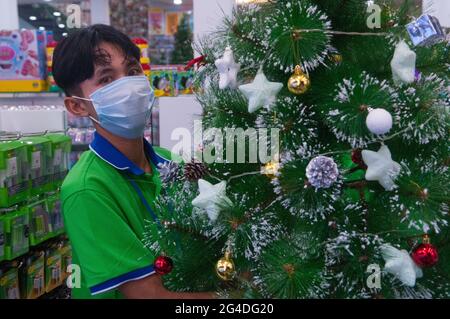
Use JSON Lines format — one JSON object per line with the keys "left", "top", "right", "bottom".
{"left": 119, "top": 274, "right": 216, "bottom": 299}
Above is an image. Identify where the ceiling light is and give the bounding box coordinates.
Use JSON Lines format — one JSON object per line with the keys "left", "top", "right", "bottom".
{"left": 174, "top": 0, "right": 182, "bottom": 5}
{"left": 53, "top": 12, "right": 61, "bottom": 17}
{"left": 58, "top": 24, "right": 65, "bottom": 28}
{"left": 39, "top": 26, "right": 46, "bottom": 31}
{"left": 29, "top": 16, "right": 37, "bottom": 21}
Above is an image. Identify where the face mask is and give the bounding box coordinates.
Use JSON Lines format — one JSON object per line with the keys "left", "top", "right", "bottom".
{"left": 73, "top": 75, "right": 154, "bottom": 139}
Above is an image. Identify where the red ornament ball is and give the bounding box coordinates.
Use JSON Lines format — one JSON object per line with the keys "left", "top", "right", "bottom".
{"left": 351, "top": 149, "right": 367, "bottom": 169}
{"left": 154, "top": 255, "right": 174, "bottom": 275}
{"left": 411, "top": 243, "right": 439, "bottom": 267}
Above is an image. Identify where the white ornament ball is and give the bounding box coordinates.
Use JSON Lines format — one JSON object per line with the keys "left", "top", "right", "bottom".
{"left": 366, "top": 108, "right": 393, "bottom": 135}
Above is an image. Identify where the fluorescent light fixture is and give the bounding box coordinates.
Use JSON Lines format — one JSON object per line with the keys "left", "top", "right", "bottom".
{"left": 29, "top": 16, "right": 37, "bottom": 21}
{"left": 174, "top": 0, "right": 182, "bottom": 5}
{"left": 39, "top": 26, "right": 46, "bottom": 31}
{"left": 53, "top": 12, "right": 61, "bottom": 17}
{"left": 58, "top": 23, "right": 65, "bottom": 28}
{"left": 62, "top": 32, "right": 68, "bottom": 37}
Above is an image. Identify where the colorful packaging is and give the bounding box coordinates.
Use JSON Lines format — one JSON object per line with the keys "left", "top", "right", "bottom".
{"left": 44, "top": 134, "right": 71, "bottom": 190}
{"left": 60, "top": 242, "right": 72, "bottom": 281}
{"left": 175, "top": 70, "right": 194, "bottom": 95}
{"left": 20, "top": 252, "right": 45, "bottom": 299}
{"left": 3, "top": 207, "right": 29, "bottom": 260}
{"left": 0, "top": 29, "right": 48, "bottom": 92}
{"left": 150, "top": 69, "right": 175, "bottom": 97}
{"left": 20, "top": 136, "right": 53, "bottom": 196}
{"left": 0, "top": 268, "right": 20, "bottom": 299}
{"left": 45, "top": 247, "right": 62, "bottom": 293}
{"left": 0, "top": 215, "right": 4, "bottom": 262}
{"left": 0, "top": 141, "right": 30, "bottom": 207}
{"left": 46, "top": 192, "right": 64, "bottom": 236}
{"left": 28, "top": 199, "right": 52, "bottom": 246}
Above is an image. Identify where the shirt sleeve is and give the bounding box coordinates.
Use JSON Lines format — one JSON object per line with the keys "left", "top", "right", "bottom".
{"left": 62, "top": 189, "right": 156, "bottom": 296}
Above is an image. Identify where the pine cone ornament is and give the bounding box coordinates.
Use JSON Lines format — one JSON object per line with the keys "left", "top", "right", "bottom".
{"left": 184, "top": 161, "right": 208, "bottom": 181}
{"left": 158, "top": 161, "right": 181, "bottom": 184}
{"left": 306, "top": 156, "right": 339, "bottom": 189}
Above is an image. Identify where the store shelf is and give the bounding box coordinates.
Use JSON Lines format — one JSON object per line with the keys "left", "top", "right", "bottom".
{"left": 0, "top": 92, "right": 63, "bottom": 98}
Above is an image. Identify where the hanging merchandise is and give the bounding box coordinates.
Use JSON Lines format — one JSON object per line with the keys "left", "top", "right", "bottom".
{"left": 0, "top": 215, "right": 4, "bottom": 262}
{"left": 406, "top": 14, "right": 445, "bottom": 47}
{"left": 216, "top": 250, "right": 236, "bottom": 281}
{"left": 0, "top": 268, "right": 20, "bottom": 299}
{"left": 287, "top": 65, "right": 310, "bottom": 95}
{"left": 215, "top": 47, "right": 241, "bottom": 90}
{"left": 59, "top": 241, "right": 72, "bottom": 281}
{"left": 46, "top": 192, "right": 64, "bottom": 237}
{"left": 366, "top": 108, "right": 393, "bottom": 135}
{"left": 44, "top": 246, "right": 63, "bottom": 293}
{"left": 2, "top": 207, "right": 29, "bottom": 260}
{"left": 20, "top": 251, "right": 46, "bottom": 299}
{"left": 20, "top": 137, "right": 53, "bottom": 196}
{"left": 362, "top": 145, "right": 401, "bottom": 191}
{"left": 153, "top": 255, "right": 174, "bottom": 275}
{"left": 390, "top": 40, "right": 416, "bottom": 84}
{"left": 305, "top": 156, "right": 339, "bottom": 189}
{"left": 0, "top": 141, "right": 30, "bottom": 208}
{"left": 44, "top": 134, "right": 71, "bottom": 190}
{"left": 238, "top": 68, "right": 283, "bottom": 113}
{"left": 28, "top": 199, "right": 52, "bottom": 246}
{"left": 381, "top": 244, "right": 423, "bottom": 287}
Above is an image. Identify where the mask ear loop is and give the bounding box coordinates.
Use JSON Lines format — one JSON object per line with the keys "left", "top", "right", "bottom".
{"left": 71, "top": 96, "right": 100, "bottom": 125}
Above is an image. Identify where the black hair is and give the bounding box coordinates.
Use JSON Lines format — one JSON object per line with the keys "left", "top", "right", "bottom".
{"left": 52, "top": 24, "right": 141, "bottom": 96}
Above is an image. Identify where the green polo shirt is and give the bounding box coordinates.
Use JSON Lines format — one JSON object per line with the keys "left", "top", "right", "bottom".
{"left": 61, "top": 132, "right": 173, "bottom": 299}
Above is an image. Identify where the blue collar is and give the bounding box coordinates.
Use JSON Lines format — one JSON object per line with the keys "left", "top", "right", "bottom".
{"left": 89, "top": 132, "right": 169, "bottom": 175}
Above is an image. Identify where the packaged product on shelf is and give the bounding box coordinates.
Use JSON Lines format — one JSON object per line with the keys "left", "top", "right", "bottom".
{"left": 0, "top": 29, "right": 48, "bottom": 92}
{"left": 46, "top": 192, "right": 63, "bottom": 236}
{"left": 67, "top": 127, "right": 95, "bottom": 146}
{"left": 0, "top": 268, "right": 20, "bottom": 299}
{"left": 20, "top": 251, "right": 45, "bottom": 299}
{"left": 2, "top": 206, "right": 29, "bottom": 260}
{"left": 0, "top": 141, "right": 30, "bottom": 207}
{"left": 150, "top": 68, "right": 175, "bottom": 97}
{"left": 20, "top": 136, "right": 53, "bottom": 196}
{"left": 46, "top": 41, "right": 60, "bottom": 92}
{"left": 0, "top": 215, "right": 4, "bottom": 262}
{"left": 44, "top": 246, "right": 62, "bottom": 293}
{"left": 59, "top": 241, "right": 72, "bottom": 280}
{"left": 174, "top": 70, "right": 194, "bottom": 95}
{"left": 44, "top": 134, "right": 71, "bottom": 189}
{"left": 28, "top": 199, "right": 52, "bottom": 246}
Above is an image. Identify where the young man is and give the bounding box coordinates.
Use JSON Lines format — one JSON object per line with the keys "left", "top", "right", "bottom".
{"left": 53, "top": 24, "right": 213, "bottom": 299}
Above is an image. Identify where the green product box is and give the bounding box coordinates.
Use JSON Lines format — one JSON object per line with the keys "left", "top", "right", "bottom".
{"left": 151, "top": 69, "right": 175, "bottom": 97}
{"left": 20, "top": 252, "right": 45, "bottom": 299}
{"left": 45, "top": 247, "right": 63, "bottom": 293}
{"left": 20, "top": 137, "right": 53, "bottom": 196}
{"left": 47, "top": 192, "right": 64, "bottom": 236}
{"left": 44, "top": 134, "right": 71, "bottom": 190}
{"left": 3, "top": 207, "right": 29, "bottom": 260}
{"left": 60, "top": 241, "right": 72, "bottom": 281}
{"left": 0, "top": 268, "right": 20, "bottom": 299}
{"left": 0, "top": 141, "right": 30, "bottom": 208}
{"left": 28, "top": 199, "right": 52, "bottom": 246}
{"left": 0, "top": 215, "right": 4, "bottom": 262}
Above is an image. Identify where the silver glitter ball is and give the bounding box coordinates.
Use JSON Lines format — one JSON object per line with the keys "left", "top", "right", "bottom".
{"left": 305, "top": 156, "right": 339, "bottom": 189}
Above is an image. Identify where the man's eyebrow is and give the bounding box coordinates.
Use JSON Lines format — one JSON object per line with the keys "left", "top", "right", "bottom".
{"left": 95, "top": 66, "right": 114, "bottom": 77}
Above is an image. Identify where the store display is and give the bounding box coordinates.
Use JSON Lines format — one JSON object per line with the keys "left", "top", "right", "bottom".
{"left": 406, "top": 14, "right": 445, "bottom": 47}
{"left": 28, "top": 199, "right": 52, "bottom": 246}
{"left": 287, "top": 65, "right": 310, "bottom": 95}
{"left": 0, "top": 215, "right": 4, "bottom": 262}
{"left": 46, "top": 192, "right": 64, "bottom": 236}
{"left": 216, "top": 251, "right": 235, "bottom": 281}
{"left": 151, "top": 68, "right": 175, "bottom": 97}
{"left": 174, "top": 70, "right": 194, "bottom": 95}
{"left": 46, "top": 41, "right": 60, "bottom": 92}
{"left": 20, "top": 136, "right": 53, "bottom": 196}
{"left": 133, "top": 38, "right": 150, "bottom": 77}
{"left": 44, "top": 134, "right": 71, "bottom": 189}
{"left": 20, "top": 251, "right": 46, "bottom": 299}
{"left": 0, "top": 29, "right": 48, "bottom": 92}
{"left": 59, "top": 240, "right": 72, "bottom": 281}
{"left": 44, "top": 246, "right": 62, "bottom": 293}
{"left": 3, "top": 207, "right": 29, "bottom": 260}
{"left": 0, "top": 268, "right": 20, "bottom": 299}
{"left": 0, "top": 141, "right": 30, "bottom": 207}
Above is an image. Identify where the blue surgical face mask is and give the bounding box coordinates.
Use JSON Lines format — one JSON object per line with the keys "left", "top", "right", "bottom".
{"left": 73, "top": 75, "right": 154, "bottom": 139}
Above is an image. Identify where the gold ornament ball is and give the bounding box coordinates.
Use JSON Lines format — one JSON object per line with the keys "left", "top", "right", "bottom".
{"left": 215, "top": 251, "right": 236, "bottom": 281}
{"left": 288, "top": 65, "right": 310, "bottom": 95}
{"left": 330, "top": 54, "right": 343, "bottom": 64}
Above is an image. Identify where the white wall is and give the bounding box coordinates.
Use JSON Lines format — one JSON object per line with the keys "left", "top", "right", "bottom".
{"left": 423, "top": 0, "right": 450, "bottom": 27}
{"left": 0, "top": 0, "right": 19, "bottom": 29}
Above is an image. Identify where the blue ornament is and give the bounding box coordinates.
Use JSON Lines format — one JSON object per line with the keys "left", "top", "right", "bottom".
{"left": 406, "top": 14, "right": 445, "bottom": 47}
{"left": 306, "top": 156, "right": 339, "bottom": 189}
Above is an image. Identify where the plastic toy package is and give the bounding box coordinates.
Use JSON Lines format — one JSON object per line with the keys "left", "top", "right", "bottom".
{"left": 44, "top": 134, "right": 71, "bottom": 189}
{"left": 47, "top": 193, "right": 64, "bottom": 236}
{"left": 3, "top": 207, "right": 29, "bottom": 260}
{"left": 0, "top": 215, "right": 4, "bottom": 262}
{"left": 28, "top": 199, "right": 52, "bottom": 246}
{"left": 20, "top": 251, "right": 45, "bottom": 299}
{"left": 0, "top": 141, "right": 30, "bottom": 207}
{"left": 0, "top": 268, "right": 20, "bottom": 299}
{"left": 45, "top": 247, "right": 62, "bottom": 293}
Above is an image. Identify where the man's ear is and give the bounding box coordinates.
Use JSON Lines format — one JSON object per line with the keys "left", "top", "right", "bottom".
{"left": 64, "top": 97, "right": 90, "bottom": 117}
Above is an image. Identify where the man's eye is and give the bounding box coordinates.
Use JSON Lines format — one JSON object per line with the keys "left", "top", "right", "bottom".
{"left": 100, "top": 76, "right": 113, "bottom": 84}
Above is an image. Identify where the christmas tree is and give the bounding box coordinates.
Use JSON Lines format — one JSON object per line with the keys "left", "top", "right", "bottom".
{"left": 171, "top": 13, "right": 194, "bottom": 64}
{"left": 146, "top": 0, "right": 450, "bottom": 298}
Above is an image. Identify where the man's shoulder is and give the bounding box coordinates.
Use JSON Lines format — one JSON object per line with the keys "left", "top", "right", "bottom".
{"left": 61, "top": 150, "right": 119, "bottom": 201}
